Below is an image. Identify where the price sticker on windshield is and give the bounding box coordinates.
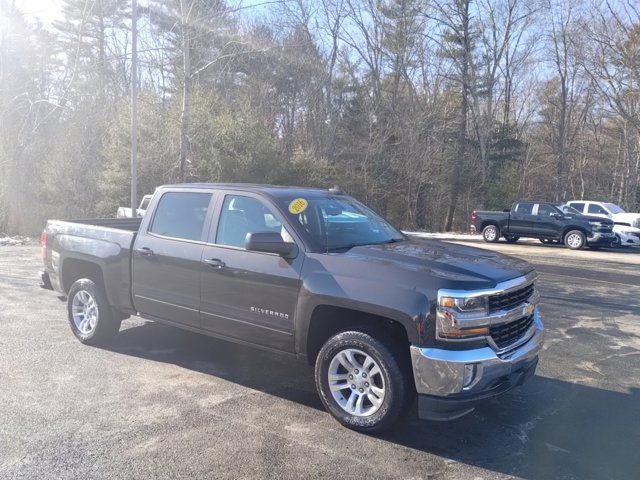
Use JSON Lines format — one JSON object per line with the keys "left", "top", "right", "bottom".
{"left": 289, "top": 198, "right": 308, "bottom": 215}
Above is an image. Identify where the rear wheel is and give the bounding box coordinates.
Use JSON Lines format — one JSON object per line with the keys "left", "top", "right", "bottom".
{"left": 504, "top": 235, "right": 520, "bottom": 243}
{"left": 482, "top": 225, "right": 500, "bottom": 243}
{"left": 67, "top": 279, "right": 121, "bottom": 345}
{"left": 315, "top": 330, "right": 411, "bottom": 433}
{"left": 564, "top": 230, "right": 586, "bottom": 250}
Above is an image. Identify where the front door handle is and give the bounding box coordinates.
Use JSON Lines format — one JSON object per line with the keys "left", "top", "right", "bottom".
{"left": 204, "top": 258, "right": 225, "bottom": 268}
{"left": 135, "top": 247, "right": 154, "bottom": 256}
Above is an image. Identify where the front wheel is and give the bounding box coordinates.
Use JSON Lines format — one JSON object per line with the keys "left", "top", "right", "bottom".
{"left": 564, "top": 230, "right": 586, "bottom": 250}
{"left": 482, "top": 225, "right": 500, "bottom": 243}
{"left": 315, "top": 330, "right": 411, "bottom": 433}
{"left": 611, "top": 234, "right": 621, "bottom": 248}
{"left": 67, "top": 279, "right": 121, "bottom": 345}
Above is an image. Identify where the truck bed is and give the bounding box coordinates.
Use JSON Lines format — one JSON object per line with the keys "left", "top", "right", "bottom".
{"left": 67, "top": 217, "right": 143, "bottom": 231}
{"left": 43, "top": 217, "right": 142, "bottom": 313}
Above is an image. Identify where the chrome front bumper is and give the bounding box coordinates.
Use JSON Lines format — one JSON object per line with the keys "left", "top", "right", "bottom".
{"left": 587, "top": 231, "right": 615, "bottom": 245}
{"left": 410, "top": 308, "right": 544, "bottom": 398}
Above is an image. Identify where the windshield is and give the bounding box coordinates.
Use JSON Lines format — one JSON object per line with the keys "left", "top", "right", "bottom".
{"left": 277, "top": 195, "right": 405, "bottom": 251}
{"left": 604, "top": 203, "right": 625, "bottom": 214}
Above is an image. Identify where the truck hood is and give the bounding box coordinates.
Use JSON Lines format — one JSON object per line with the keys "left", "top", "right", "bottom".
{"left": 344, "top": 237, "right": 533, "bottom": 289}
{"left": 612, "top": 212, "right": 640, "bottom": 226}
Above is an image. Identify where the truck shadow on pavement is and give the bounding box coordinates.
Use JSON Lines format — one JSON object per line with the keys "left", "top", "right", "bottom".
{"left": 106, "top": 321, "right": 640, "bottom": 480}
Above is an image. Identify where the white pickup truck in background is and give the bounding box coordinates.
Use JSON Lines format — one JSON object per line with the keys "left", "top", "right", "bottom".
{"left": 567, "top": 200, "right": 640, "bottom": 247}
{"left": 116, "top": 194, "right": 152, "bottom": 218}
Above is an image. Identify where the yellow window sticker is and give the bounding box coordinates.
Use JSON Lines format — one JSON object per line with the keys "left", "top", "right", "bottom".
{"left": 288, "top": 198, "right": 308, "bottom": 215}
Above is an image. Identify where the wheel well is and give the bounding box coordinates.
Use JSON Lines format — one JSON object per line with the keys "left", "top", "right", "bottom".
{"left": 561, "top": 226, "right": 588, "bottom": 241}
{"left": 61, "top": 258, "right": 105, "bottom": 293}
{"left": 305, "top": 305, "right": 410, "bottom": 365}
{"left": 480, "top": 221, "right": 499, "bottom": 231}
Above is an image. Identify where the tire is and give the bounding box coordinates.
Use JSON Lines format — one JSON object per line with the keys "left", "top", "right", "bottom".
{"left": 314, "top": 330, "right": 411, "bottom": 433}
{"left": 482, "top": 225, "right": 500, "bottom": 243}
{"left": 564, "top": 230, "right": 586, "bottom": 250}
{"left": 504, "top": 235, "right": 520, "bottom": 244}
{"left": 67, "top": 279, "right": 121, "bottom": 345}
{"left": 611, "top": 235, "right": 621, "bottom": 248}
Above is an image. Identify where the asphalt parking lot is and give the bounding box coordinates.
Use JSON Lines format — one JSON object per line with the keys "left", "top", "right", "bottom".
{"left": 1, "top": 241, "right": 639, "bottom": 479}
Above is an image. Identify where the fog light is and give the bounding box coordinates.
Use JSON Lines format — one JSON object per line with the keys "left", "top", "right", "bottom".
{"left": 463, "top": 364, "right": 477, "bottom": 388}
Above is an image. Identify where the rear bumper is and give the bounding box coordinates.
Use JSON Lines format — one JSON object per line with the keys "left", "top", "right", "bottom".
{"left": 410, "top": 311, "right": 544, "bottom": 420}
{"left": 40, "top": 270, "right": 53, "bottom": 290}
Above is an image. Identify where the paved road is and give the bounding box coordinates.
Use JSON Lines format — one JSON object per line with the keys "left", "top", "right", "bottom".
{"left": 1, "top": 243, "right": 639, "bottom": 479}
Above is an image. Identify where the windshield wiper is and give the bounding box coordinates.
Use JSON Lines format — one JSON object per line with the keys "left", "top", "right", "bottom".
{"left": 327, "top": 238, "right": 405, "bottom": 252}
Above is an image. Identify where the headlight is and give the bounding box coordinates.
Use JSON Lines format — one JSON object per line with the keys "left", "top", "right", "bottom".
{"left": 439, "top": 295, "right": 488, "bottom": 314}
{"left": 437, "top": 295, "right": 489, "bottom": 340}
{"left": 589, "top": 221, "right": 601, "bottom": 228}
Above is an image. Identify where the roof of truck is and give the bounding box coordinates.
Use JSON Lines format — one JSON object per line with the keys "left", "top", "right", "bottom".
{"left": 159, "top": 183, "right": 344, "bottom": 198}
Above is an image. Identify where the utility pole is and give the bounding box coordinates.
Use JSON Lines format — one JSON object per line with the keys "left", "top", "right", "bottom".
{"left": 130, "top": 0, "right": 138, "bottom": 214}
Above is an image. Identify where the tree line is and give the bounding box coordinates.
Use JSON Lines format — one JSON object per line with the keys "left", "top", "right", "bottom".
{"left": 1, "top": 0, "right": 639, "bottom": 234}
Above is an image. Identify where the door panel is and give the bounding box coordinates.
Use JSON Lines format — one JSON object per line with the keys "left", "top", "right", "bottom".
{"left": 200, "top": 193, "right": 303, "bottom": 352}
{"left": 533, "top": 204, "right": 561, "bottom": 238}
{"left": 509, "top": 203, "right": 535, "bottom": 235}
{"left": 132, "top": 191, "right": 213, "bottom": 328}
{"left": 133, "top": 237, "right": 204, "bottom": 327}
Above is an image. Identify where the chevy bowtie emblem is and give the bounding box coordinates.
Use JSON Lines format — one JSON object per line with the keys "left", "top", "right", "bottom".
{"left": 524, "top": 303, "right": 535, "bottom": 316}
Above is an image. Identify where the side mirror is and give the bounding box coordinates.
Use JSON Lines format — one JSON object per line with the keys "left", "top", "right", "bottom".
{"left": 245, "top": 232, "right": 296, "bottom": 257}
{"left": 552, "top": 213, "right": 563, "bottom": 219}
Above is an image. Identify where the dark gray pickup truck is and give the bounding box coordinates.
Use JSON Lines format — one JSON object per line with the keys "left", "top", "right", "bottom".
{"left": 41, "top": 183, "right": 544, "bottom": 432}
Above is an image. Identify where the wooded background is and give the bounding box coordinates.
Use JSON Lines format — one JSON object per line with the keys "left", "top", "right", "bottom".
{"left": 1, "top": 0, "right": 639, "bottom": 234}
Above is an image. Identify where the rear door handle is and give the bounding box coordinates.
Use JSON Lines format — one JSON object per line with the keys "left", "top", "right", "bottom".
{"left": 204, "top": 258, "right": 225, "bottom": 268}
{"left": 135, "top": 247, "right": 154, "bottom": 256}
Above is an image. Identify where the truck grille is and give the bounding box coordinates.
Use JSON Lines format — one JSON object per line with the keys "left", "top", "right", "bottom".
{"left": 490, "top": 315, "right": 534, "bottom": 349}
{"left": 488, "top": 283, "right": 534, "bottom": 313}
{"left": 596, "top": 223, "right": 613, "bottom": 233}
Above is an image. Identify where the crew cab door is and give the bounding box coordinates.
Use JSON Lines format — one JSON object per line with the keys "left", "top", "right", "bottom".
{"left": 586, "top": 202, "right": 611, "bottom": 220}
{"left": 199, "top": 192, "right": 304, "bottom": 352}
{"left": 509, "top": 203, "right": 535, "bottom": 235}
{"left": 533, "top": 203, "right": 563, "bottom": 238}
{"left": 131, "top": 189, "right": 215, "bottom": 328}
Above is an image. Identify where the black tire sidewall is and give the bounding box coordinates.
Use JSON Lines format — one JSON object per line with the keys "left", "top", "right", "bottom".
{"left": 564, "top": 230, "right": 586, "bottom": 250}
{"left": 482, "top": 225, "right": 499, "bottom": 243}
{"left": 314, "top": 331, "right": 407, "bottom": 433}
{"left": 67, "top": 279, "right": 118, "bottom": 345}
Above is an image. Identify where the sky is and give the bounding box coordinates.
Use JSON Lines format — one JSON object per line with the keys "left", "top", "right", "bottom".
{"left": 11, "top": 0, "right": 272, "bottom": 26}
{"left": 14, "top": 0, "right": 64, "bottom": 25}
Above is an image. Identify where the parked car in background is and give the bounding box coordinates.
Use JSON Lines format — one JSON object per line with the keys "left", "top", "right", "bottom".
{"left": 116, "top": 194, "right": 152, "bottom": 218}
{"left": 566, "top": 201, "right": 640, "bottom": 248}
{"left": 471, "top": 202, "right": 615, "bottom": 250}
{"left": 41, "top": 183, "right": 543, "bottom": 432}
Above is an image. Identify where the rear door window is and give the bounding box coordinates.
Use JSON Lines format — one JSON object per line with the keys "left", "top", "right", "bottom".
{"left": 149, "top": 192, "right": 212, "bottom": 241}
{"left": 515, "top": 203, "right": 534, "bottom": 215}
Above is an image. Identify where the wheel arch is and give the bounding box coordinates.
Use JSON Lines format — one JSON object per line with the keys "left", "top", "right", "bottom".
{"left": 480, "top": 220, "right": 499, "bottom": 231}
{"left": 61, "top": 258, "right": 106, "bottom": 294}
{"left": 305, "top": 305, "right": 411, "bottom": 366}
{"left": 561, "top": 225, "right": 589, "bottom": 241}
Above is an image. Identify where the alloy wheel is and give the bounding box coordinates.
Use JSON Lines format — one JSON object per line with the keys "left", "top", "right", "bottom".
{"left": 327, "top": 348, "right": 386, "bottom": 417}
